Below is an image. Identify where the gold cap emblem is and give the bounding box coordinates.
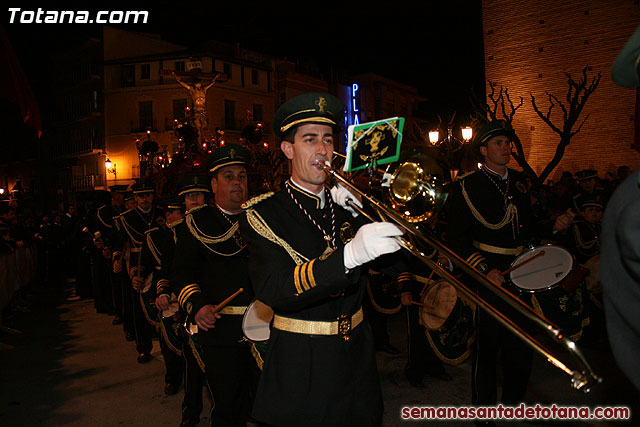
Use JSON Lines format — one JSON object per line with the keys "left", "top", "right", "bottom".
{"left": 315, "top": 97, "right": 327, "bottom": 113}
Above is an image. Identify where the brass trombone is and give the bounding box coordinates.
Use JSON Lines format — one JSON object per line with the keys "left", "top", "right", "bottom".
{"left": 320, "top": 157, "right": 601, "bottom": 392}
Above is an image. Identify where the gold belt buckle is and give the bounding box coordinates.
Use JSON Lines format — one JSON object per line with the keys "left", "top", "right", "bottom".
{"left": 338, "top": 314, "right": 351, "bottom": 341}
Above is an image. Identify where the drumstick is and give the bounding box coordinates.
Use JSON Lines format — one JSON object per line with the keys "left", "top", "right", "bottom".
{"left": 211, "top": 288, "right": 244, "bottom": 314}
{"left": 501, "top": 250, "right": 545, "bottom": 276}
{"left": 410, "top": 300, "right": 448, "bottom": 320}
{"left": 420, "top": 269, "right": 437, "bottom": 298}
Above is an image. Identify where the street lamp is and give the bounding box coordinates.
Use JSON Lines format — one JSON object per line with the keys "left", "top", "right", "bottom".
{"left": 105, "top": 158, "right": 117, "bottom": 180}
{"left": 428, "top": 125, "right": 474, "bottom": 181}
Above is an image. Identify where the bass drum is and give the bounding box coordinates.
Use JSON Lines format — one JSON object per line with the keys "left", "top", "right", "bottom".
{"left": 419, "top": 279, "right": 475, "bottom": 365}
{"left": 242, "top": 300, "right": 274, "bottom": 370}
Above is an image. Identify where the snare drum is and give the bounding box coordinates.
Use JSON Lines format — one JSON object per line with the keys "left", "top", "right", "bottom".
{"left": 242, "top": 300, "right": 274, "bottom": 370}
{"left": 509, "top": 245, "right": 574, "bottom": 293}
{"left": 419, "top": 279, "right": 476, "bottom": 365}
{"left": 510, "top": 245, "right": 590, "bottom": 340}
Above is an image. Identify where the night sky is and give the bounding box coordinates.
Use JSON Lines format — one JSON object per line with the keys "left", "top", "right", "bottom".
{"left": 4, "top": 1, "right": 485, "bottom": 127}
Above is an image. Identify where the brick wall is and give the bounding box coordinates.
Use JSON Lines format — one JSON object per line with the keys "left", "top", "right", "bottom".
{"left": 482, "top": 0, "right": 640, "bottom": 180}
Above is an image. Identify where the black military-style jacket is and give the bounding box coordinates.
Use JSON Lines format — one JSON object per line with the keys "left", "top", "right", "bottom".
{"left": 239, "top": 179, "right": 398, "bottom": 427}
{"left": 564, "top": 220, "right": 601, "bottom": 264}
{"left": 446, "top": 167, "right": 533, "bottom": 273}
{"left": 94, "top": 204, "right": 123, "bottom": 252}
{"left": 141, "top": 220, "right": 182, "bottom": 297}
{"left": 171, "top": 204, "right": 253, "bottom": 346}
{"left": 114, "top": 206, "right": 165, "bottom": 277}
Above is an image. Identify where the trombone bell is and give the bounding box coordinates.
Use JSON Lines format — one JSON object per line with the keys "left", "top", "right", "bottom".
{"left": 387, "top": 154, "right": 450, "bottom": 223}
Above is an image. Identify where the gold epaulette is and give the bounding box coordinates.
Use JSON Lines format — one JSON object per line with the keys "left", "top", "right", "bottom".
{"left": 242, "top": 192, "right": 274, "bottom": 210}
{"left": 185, "top": 204, "right": 206, "bottom": 216}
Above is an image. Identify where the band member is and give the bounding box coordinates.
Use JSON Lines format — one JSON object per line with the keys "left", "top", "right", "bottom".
{"left": 114, "top": 180, "right": 164, "bottom": 363}
{"left": 445, "top": 120, "right": 573, "bottom": 415}
{"left": 564, "top": 194, "right": 602, "bottom": 264}
{"left": 239, "top": 92, "right": 404, "bottom": 426}
{"left": 172, "top": 146, "right": 258, "bottom": 427}
{"left": 138, "top": 197, "right": 185, "bottom": 395}
{"left": 113, "top": 191, "right": 138, "bottom": 341}
{"left": 170, "top": 174, "right": 211, "bottom": 427}
{"left": 94, "top": 185, "right": 128, "bottom": 325}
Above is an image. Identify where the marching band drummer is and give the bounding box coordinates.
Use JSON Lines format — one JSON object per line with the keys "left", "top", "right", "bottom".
{"left": 171, "top": 145, "right": 259, "bottom": 427}
{"left": 239, "top": 92, "right": 406, "bottom": 427}
{"left": 113, "top": 179, "right": 164, "bottom": 364}
{"left": 445, "top": 120, "right": 574, "bottom": 423}
{"left": 137, "top": 197, "right": 185, "bottom": 395}
{"left": 170, "top": 174, "right": 211, "bottom": 427}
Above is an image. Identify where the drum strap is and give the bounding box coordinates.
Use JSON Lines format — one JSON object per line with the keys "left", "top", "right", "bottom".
{"left": 473, "top": 241, "right": 523, "bottom": 256}
{"left": 273, "top": 307, "right": 363, "bottom": 336}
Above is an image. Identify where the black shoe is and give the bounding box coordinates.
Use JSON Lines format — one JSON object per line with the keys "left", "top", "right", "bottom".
{"left": 125, "top": 332, "right": 135, "bottom": 342}
{"left": 112, "top": 316, "right": 123, "bottom": 325}
{"left": 137, "top": 353, "right": 151, "bottom": 363}
{"left": 164, "top": 382, "right": 180, "bottom": 395}
{"left": 180, "top": 419, "right": 198, "bottom": 427}
{"left": 376, "top": 343, "right": 400, "bottom": 355}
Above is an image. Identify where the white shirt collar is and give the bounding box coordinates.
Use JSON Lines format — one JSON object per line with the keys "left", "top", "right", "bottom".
{"left": 484, "top": 165, "right": 509, "bottom": 180}
{"left": 290, "top": 177, "right": 326, "bottom": 208}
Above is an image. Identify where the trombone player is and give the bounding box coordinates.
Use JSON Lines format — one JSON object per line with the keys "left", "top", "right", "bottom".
{"left": 446, "top": 120, "right": 574, "bottom": 420}
{"left": 240, "top": 92, "right": 405, "bottom": 426}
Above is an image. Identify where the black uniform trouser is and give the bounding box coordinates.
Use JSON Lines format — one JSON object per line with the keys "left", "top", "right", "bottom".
{"left": 130, "top": 287, "right": 153, "bottom": 354}
{"left": 472, "top": 306, "right": 533, "bottom": 405}
{"left": 91, "top": 255, "right": 113, "bottom": 313}
{"left": 405, "top": 305, "right": 446, "bottom": 381}
{"left": 110, "top": 270, "right": 123, "bottom": 318}
{"left": 158, "top": 328, "right": 183, "bottom": 385}
{"left": 76, "top": 251, "right": 92, "bottom": 298}
{"left": 201, "top": 343, "right": 259, "bottom": 427}
{"left": 363, "top": 296, "right": 392, "bottom": 349}
{"left": 182, "top": 338, "right": 205, "bottom": 423}
{"left": 119, "top": 272, "right": 135, "bottom": 336}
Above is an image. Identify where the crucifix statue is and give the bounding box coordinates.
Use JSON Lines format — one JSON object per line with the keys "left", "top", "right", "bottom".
{"left": 171, "top": 69, "right": 221, "bottom": 142}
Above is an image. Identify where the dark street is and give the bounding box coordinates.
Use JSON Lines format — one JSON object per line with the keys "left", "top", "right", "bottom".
{"left": 1, "top": 280, "right": 637, "bottom": 426}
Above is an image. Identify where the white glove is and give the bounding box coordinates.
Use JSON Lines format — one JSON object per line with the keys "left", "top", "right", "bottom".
{"left": 344, "top": 222, "right": 403, "bottom": 269}
{"left": 330, "top": 185, "right": 363, "bottom": 217}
